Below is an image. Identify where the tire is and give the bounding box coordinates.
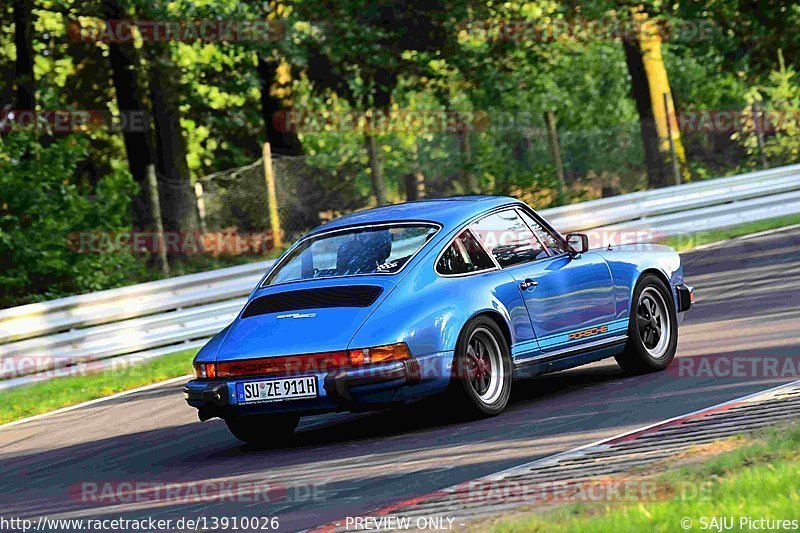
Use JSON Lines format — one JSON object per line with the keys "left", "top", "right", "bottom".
{"left": 615, "top": 273, "right": 678, "bottom": 374}
{"left": 447, "top": 316, "right": 513, "bottom": 417}
{"left": 224, "top": 413, "right": 299, "bottom": 445}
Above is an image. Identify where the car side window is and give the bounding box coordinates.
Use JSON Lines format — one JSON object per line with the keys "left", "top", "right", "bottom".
{"left": 437, "top": 230, "right": 496, "bottom": 275}
{"left": 470, "top": 209, "right": 548, "bottom": 268}
{"left": 518, "top": 209, "right": 568, "bottom": 255}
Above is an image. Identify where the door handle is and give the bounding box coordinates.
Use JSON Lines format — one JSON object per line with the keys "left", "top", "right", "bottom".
{"left": 520, "top": 279, "right": 538, "bottom": 290}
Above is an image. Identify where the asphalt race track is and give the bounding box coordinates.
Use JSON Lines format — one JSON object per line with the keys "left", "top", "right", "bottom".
{"left": 2, "top": 227, "right": 799, "bottom": 531}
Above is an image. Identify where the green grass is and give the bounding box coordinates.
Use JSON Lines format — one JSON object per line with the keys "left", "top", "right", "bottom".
{"left": 0, "top": 347, "right": 198, "bottom": 425}
{"left": 665, "top": 213, "right": 800, "bottom": 252}
{"left": 491, "top": 424, "right": 800, "bottom": 532}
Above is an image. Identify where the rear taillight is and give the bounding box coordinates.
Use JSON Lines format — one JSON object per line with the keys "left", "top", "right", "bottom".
{"left": 216, "top": 351, "right": 351, "bottom": 378}
{"left": 348, "top": 343, "right": 411, "bottom": 365}
{"left": 192, "top": 362, "right": 217, "bottom": 379}
{"left": 207, "top": 343, "right": 412, "bottom": 379}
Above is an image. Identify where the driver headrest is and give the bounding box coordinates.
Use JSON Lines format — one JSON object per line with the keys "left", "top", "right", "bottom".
{"left": 337, "top": 231, "right": 392, "bottom": 274}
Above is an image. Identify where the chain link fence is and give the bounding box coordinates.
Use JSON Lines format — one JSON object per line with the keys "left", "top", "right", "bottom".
{"left": 194, "top": 116, "right": 759, "bottom": 252}
{"left": 197, "top": 155, "right": 318, "bottom": 243}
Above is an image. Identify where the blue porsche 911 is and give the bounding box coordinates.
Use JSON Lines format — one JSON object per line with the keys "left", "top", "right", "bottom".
{"left": 184, "top": 196, "right": 694, "bottom": 443}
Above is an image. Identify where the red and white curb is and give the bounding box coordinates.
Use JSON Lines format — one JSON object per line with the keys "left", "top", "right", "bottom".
{"left": 312, "top": 378, "right": 800, "bottom": 532}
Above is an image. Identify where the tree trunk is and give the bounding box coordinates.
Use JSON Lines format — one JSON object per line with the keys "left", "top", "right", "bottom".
{"left": 404, "top": 172, "right": 426, "bottom": 201}
{"left": 458, "top": 129, "right": 479, "bottom": 194}
{"left": 148, "top": 51, "right": 200, "bottom": 235}
{"left": 257, "top": 56, "right": 303, "bottom": 156}
{"left": 102, "top": 0, "right": 155, "bottom": 231}
{"left": 364, "top": 133, "right": 388, "bottom": 206}
{"left": 13, "top": 0, "right": 35, "bottom": 110}
{"left": 623, "top": 11, "right": 689, "bottom": 188}
{"left": 623, "top": 40, "right": 666, "bottom": 188}
{"left": 410, "top": 140, "right": 425, "bottom": 201}
{"left": 544, "top": 111, "right": 566, "bottom": 198}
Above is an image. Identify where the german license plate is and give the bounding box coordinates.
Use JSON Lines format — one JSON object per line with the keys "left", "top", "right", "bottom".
{"left": 236, "top": 376, "right": 317, "bottom": 404}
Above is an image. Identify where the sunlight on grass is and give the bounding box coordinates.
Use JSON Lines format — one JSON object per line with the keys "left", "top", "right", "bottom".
{"left": 0, "top": 347, "right": 198, "bottom": 424}
{"left": 491, "top": 425, "right": 800, "bottom": 532}
{"left": 667, "top": 214, "right": 800, "bottom": 252}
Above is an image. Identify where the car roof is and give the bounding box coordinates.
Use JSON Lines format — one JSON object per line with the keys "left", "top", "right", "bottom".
{"left": 306, "top": 196, "right": 523, "bottom": 236}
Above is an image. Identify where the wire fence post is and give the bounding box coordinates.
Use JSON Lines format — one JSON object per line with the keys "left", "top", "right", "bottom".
{"left": 262, "top": 142, "right": 283, "bottom": 250}
{"left": 146, "top": 163, "right": 169, "bottom": 275}
{"left": 544, "top": 110, "right": 566, "bottom": 201}
{"left": 752, "top": 102, "right": 769, "bottom": 169}
{"left": 663, "top": 92, "right": 681, "bottom": 186}
{"left": 194, "top": 182, "right": 207, "bottom": 233}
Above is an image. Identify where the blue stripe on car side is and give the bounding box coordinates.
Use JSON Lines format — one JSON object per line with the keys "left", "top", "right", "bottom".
{"left": 512, "top": 318, "right": 629, "bottom": 357}
{"left": 512, "top": 339, "right": 539, "bottom": 357}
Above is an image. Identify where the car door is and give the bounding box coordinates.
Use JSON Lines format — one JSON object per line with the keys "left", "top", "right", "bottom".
{"left": 470, "top": 207, "right": 618, "bottom": 354}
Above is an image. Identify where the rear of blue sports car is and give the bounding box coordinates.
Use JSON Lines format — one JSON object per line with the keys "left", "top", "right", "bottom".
{"left": 183, "top": 223, "right": 447, "bottom": 434}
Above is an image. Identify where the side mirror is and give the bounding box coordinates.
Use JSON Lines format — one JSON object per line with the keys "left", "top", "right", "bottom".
{"left": 566, "top": 233, "right": 589, "bottom": 254}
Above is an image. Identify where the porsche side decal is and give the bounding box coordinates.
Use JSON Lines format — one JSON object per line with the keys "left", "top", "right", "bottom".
{"left": 568, "top": 325, "right": 609, "bottom": 341}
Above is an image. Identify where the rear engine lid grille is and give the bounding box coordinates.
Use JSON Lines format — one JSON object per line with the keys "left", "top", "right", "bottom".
{"left": 241, "top": 285, "right": 384, "bottom": 318}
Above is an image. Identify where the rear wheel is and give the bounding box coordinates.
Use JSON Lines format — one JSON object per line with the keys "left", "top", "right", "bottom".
{"left": 615, "top": 274, "right": 678, "bottom": 374}
{"left": 448, "top": 316, "right": 512, "bottom": 417}
{"left": 224, "top": 414, "right": 299, "bottom": 445}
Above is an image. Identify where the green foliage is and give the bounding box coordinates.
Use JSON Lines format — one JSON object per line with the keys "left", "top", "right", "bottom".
{"left": 735, "top": 52, "right": 800, "bottom": 167}
{"left": 0, "top": 134, "right": 142, "bottom": 306}
{"left": 0, "top": 0, "right": 794, "bottom": 305}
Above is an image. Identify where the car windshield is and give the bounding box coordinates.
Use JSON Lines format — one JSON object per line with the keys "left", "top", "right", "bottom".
{"left": 264, "top": 224, "right": 439, "bottom": 285}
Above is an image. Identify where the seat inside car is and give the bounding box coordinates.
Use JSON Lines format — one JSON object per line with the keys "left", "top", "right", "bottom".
{"left": 336, "top": 231, "right": 392, "bottom": 274}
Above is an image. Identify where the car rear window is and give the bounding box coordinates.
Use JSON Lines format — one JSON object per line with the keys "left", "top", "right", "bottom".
{"left": 264, "top": 224, "right": 439, "bottom": 286}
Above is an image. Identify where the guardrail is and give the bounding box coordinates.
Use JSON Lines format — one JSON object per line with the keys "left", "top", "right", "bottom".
{"left": 1, "top": 164, "right": 799, "bottom": 390}
{"left": 0, "top": 261, "right": 270, "bottom": 344}
{"left": 547, "top": 163, "right": 800, "bottom": 232}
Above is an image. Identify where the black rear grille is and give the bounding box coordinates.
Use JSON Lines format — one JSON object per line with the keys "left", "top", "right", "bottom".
{"left": 241, "top": 285, "right": 384, "bottom": 318}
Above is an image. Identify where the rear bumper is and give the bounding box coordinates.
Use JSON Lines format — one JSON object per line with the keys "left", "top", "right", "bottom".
{"left": 184, "top": 353, "right": 448, "bottom": 419}
{"left": 184, "top": 381, "right": 228, "bottom": 407}
{"left": 323, "top": 358, "right": 420, "bottom": 406}
{"left": 676, "top": 284, "right": 694, "bottom": 313}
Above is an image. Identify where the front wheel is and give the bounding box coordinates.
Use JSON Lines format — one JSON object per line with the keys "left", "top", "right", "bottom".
{"left": 615, "top": 274, "right": 678, "bottom": 374}
{"left": 224, "top": 413, "right": 299, "bottom": 445}
{"left": 447, "top": 316, "right": 513, "bottom": 417}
